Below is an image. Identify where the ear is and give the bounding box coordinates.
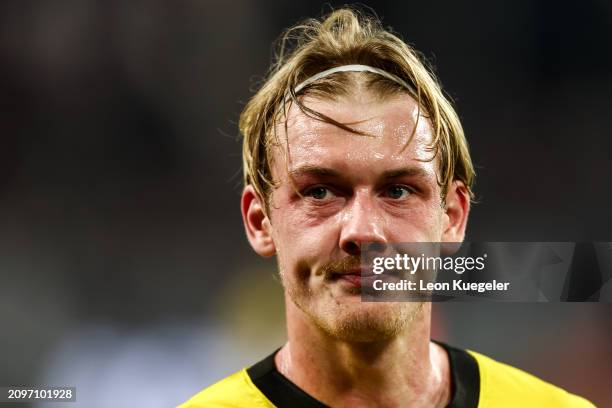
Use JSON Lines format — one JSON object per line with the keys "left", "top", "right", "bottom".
{"left": 441, "top": 181, "right": 471, "bottom": 243}
{"left": 241, "top": 185, "right": 276, "bottom": 257}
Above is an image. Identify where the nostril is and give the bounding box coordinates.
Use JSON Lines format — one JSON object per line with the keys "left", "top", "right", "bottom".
{"left": 343, "top": 241, "right": 361, "bottom": 256}
{"left": 366, "top": 242, "right": 386, "bottom": 253}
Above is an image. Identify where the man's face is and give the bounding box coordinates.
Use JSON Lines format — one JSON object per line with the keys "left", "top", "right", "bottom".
{"left": 265, "top": 92, "right": 451, "bottom": 341}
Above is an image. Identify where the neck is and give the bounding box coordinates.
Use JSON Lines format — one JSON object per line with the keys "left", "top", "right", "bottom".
{"left": 275, "top": 299, "right": 451, "bottom": 408}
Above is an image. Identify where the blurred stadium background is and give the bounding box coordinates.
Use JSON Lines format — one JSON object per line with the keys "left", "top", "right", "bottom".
{"left": 1, "top": 0, "right": 611, "bottom": 407}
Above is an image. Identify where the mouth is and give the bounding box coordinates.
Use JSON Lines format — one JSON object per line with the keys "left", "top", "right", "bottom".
{"left": 335, "top": 273, "right": 361, "bottom": 287}
{"left": 330, "top": 267, "right": 378, "bottom": 288}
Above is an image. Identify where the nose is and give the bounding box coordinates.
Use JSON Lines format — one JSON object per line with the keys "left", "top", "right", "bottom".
{"left": 339, "top": 190, "right": 387, "bottom": 256}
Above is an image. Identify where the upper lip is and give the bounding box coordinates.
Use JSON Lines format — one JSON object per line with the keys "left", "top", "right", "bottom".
{"left": 336, "top": 267, "right": 375, "bottom": 277}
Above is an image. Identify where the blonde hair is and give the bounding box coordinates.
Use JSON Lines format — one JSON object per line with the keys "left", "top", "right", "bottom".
{"left": 240, "top": 7, "right": 475, "bottom": 210}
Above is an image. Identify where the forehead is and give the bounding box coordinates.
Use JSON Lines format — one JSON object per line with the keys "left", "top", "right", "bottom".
{"left": 274, "top": 92, "right": 436, "bottom": 175}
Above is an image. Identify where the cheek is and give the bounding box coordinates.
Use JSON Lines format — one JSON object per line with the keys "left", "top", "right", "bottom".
{"left": 269, "top": 200, "right": 340, "bottom": 264}
{"left": 385, "top": 204, "right": 445, "bottom": 241}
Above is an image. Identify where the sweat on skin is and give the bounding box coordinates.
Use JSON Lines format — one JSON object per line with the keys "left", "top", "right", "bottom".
{"left": 241, "top": 90, "right": 470, "bottom": 408}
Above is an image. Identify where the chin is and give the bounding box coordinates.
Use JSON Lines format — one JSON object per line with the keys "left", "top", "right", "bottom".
{"left": 311, "top": 298, "right": 423, "bottom": 343}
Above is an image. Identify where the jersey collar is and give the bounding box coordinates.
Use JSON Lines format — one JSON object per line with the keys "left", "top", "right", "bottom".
{"left": 247, "top": 340, "right": 480, "bottom": 408}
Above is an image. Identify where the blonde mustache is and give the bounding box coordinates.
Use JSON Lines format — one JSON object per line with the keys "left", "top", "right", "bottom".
{"left": 320, "top": 256, "right": 361, "bottom": 279}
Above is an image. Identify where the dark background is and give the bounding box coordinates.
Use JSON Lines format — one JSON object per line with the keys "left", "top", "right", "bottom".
{"left": 1, "top": 1, "right": 611, "bottom": 407}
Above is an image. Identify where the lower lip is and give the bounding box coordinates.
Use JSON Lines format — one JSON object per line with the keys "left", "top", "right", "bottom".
{"left": 338, "top": 274, "right": 361, "bottom": 287}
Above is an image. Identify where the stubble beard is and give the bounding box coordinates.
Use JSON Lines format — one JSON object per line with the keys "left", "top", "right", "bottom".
{"left": 281, "top": 265, "right": 425, "bottom": 343}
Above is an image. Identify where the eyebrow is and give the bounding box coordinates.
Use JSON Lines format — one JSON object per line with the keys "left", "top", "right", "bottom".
{"left": 288, "top": 165, "right": 431, "bottom": 180}
{"left": 288, "top": 165, "right": 342, "bottom": 178}
{"left": 381, "top": 167, "right": 430, "bottom": 179}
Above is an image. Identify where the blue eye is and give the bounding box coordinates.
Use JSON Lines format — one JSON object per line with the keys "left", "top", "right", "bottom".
{"left": 386, "top": 185, "right": 412, "bottom": 199}
{"left": 307, "top": 186, "right": 330, "bottom": 200}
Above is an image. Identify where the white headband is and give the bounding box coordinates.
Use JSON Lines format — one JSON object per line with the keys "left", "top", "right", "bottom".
{"left": 291, "top": 64, "right": 417, "bottom": 96}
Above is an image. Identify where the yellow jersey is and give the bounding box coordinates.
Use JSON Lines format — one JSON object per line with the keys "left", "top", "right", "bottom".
{"left": 178, "top": 342, "right": 595, "bottom": 407}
